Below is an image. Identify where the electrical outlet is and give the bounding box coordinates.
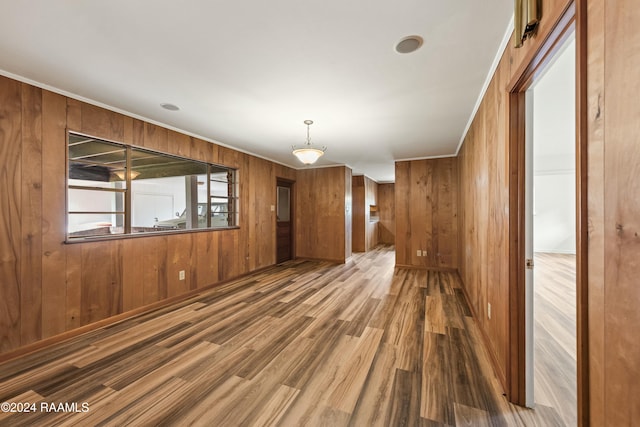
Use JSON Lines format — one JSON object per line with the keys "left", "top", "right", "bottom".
{"left": 270, "top": 205, "right": 275, "bottom": 212}
{"left": 488, "top": 302, "right": 491, "bottom": 319}
{"left": 179, "top": 270, "right": 185, "bottom": 280}
{"left": 416, "top": 250, "right": 421, "bottom": 257}
{"left": 422, "top": 250, "right": 428, "bottom": 257}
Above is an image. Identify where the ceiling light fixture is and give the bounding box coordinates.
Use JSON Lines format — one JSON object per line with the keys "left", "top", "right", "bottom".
{"left": 114, "top": 170, "right": 141, "bottom": 180}
{"left": 395, "top": 35, "right": 424, "bottom": 54}
{"left": 292, "top": 120, "right": 326, "bottom": 165}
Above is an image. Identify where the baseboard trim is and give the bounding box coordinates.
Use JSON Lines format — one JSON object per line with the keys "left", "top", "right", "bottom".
{"left": 395, "top": 264, "right": 458, "bottom": 272}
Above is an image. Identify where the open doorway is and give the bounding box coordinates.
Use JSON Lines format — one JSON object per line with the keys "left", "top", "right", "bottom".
{"left": 525, "top": 35, "right": 577, "bottom": 426}
{"left": 508, "top": 2, "right": 588, "bottom": 423}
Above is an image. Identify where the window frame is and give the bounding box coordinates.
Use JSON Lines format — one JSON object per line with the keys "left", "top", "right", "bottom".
{"left": 66, "top": 130, "right": 239, "bottom": 242}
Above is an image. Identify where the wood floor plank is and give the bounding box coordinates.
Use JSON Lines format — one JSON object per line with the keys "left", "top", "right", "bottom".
{"left": 0, "top": 245, "right": 564, "bottom": 426}
{"left": 421, "top": 332, "right": 454, "bottom": 424}
{"left": 349, "top": 343, "right": 399, "bottom": 426}
{"left": 327, "top": 326, "right": 384, "bottom": 413}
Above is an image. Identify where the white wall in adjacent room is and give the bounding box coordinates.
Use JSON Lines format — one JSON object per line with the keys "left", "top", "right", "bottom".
{"left": 532, "top": 38, "right": 576, "bottom": 254}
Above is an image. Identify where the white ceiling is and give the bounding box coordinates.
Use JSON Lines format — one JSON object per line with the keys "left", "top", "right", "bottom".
{"left": 0, "top": 0, "right": 513, "bottom": 182}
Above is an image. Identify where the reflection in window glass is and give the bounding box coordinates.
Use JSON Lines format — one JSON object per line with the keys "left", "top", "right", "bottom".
{"left": 67, "top": 133, "right": 239, "bottom": 240}
{"left": 277, "top": 186, "right": 290, "bottom": 222}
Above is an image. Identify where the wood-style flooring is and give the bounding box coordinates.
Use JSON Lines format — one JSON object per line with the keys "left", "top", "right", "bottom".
{"left": 0, "top": 246, "right": 563, "bottom": 426}
{"left": 534, "top": 252, "right": 577, "bottom": 427}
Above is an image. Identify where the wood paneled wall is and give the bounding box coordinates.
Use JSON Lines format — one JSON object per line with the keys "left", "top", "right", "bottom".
{"left": 458, "top": 0, "right": 640, "bottom": 423}
{"left": 395, "top": 158, "right": 458, "bottom": 269}
{"left": 586, "top": 0, "right": 640, "bottom": 424}
{"left": 457, "top": 0, "right": 575, "bottom": 393}
{"left": 0, "top": 75, "right": 296, "bottom": 356}
{"left": 352, "top": 175, "right": 379, "bottom": 252}
{"left": 377, "top": 184, "right": 395, "bottom": 245}
{"left": 295, "top": 166, "right": 352, "bottom": 263}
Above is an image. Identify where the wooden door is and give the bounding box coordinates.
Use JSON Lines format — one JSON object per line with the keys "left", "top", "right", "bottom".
{"left": 276, "top": 180, "right": 293, "bottom": 263}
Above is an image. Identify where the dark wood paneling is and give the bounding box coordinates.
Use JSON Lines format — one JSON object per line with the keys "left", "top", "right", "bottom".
{"left": 395, "top": 158, "right": 458, "bottom": 269}
{"left": 457, "top": 0, "right": 578, "bottom": 401}
{"left": 20, "top": 84, "right": 43, "bottom": 346}
{"left": 296, "top": 166, "right": 349, "bottom": 262}
{"left": 364, "top": 176, "right": 379, "bottom": 251}
{"left": 345, "top": 167, "right": 353, "bottom": 259}
{"left": 0, "top": 74, "right": 296, "bottom": 358}
{"left": 0, "top": 77, "right": 22, "bottom": 352}
{"left": 42, "top": 91, "right": 71, "bottom": 337}
{"left": 378, "top": 184, "right": 395, "bottom": 245}
{"left": 352, "top": 176, "right": 365, "bottom": 252}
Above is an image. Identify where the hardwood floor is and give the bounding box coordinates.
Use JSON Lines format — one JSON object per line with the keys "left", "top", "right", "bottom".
{"left": 0, "top": 246, "right": 563, "bottom": 426}
{"left": 534, "top": 252, "right": 577, "bottom": 427}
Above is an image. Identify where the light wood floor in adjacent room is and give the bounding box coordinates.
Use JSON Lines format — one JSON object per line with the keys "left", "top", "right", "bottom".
{"left": 534, "top": 252, "right": 577, "bottom": 427}
{"left": 0, "top": 246, "right": 564, "bottom": 426}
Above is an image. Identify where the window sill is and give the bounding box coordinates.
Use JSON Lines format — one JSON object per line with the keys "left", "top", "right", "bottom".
{"left": 64, "top": 226, "right": 240, "bottom": 244}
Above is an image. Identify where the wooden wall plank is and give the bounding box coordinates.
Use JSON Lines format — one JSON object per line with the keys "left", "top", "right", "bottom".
{"left": 249, "top": 156, "right": 275, "bottom": 270}
{"left": 157, "top": 236, "right": 169, "bottom": 300}
{"left": 345, "top": 167, "right": 352, "bottom": 260}
{"left": 80, "top": 103, "right": 125, "bottom": 141}
{"left": 20, "top": 83, "right": 43, "bottom": 346}
{"left": 415, "top": 160, "right": 430, "bottom": 267}
{"left": 143, "top": 122, "right": 169, "bottom": 152}
{"left": 602, "top": 0, "right": 640, "bottom": 424}
{"left": 65, "top": 244, "right": 82, "bottom": 330}
{"left": 352, "top": 176, "right": 365, "bottom": 252}
{"left": 0, "top": 76, "right": 23, "bottom": 352}
{"left": 168, "top": 129, "right": 191, "bottom": 158}
{"left": 364, "top": 176, "right": 378, "bottom": 251}
{"left": 218, "top": 229, "right": 239, "bottom": 281}
{"left": 42, "top": 91, "right": 69, "bottom": 338}
{"left": 167, "top": 233, "right": 192, "bottom": 298}
{"left": 585, "top": 0, "right": 605, "bottom": 423}
{"left": 395, "top": 162, "right": 411, "bottom": 264}
{"left": 121, "top": 239, "right": 145, "bottom": 313}
{"left": 142, "top": 237, "right": 160, "bottom": 305}
{"left": 237, "top": 153, "right": 251, "bottom": 275}
{"left": 196, "top": 232, "right": 218, "bottom": 288}
{"left": 378, "top": 184, "right": 395, "bottom": 244}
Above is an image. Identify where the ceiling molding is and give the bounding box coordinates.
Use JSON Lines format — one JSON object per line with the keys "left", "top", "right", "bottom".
{"left": 395, "top": 154, "right": 458, "bottom": 162}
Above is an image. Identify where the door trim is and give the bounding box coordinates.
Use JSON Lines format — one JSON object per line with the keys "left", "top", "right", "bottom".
{"left": 507, "top": 2, "right": 589, "bottom": 425}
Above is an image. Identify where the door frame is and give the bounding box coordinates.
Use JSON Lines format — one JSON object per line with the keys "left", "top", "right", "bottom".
{"left": 507, "top": 1, "right": 589, "bottom": 425}
{"left": 276, "top": 178, "right": 295, "bottom": 263}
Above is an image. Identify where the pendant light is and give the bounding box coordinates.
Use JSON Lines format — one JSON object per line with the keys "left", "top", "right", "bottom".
{"left": 292, "top": 120, "right": 326, "bottom": 165}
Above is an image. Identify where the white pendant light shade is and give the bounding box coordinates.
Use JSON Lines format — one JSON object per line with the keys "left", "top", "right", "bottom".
{"left": 292, "top": 120, "right": 326, "bottom": 165}
{"left": 292, "top": 147, "right": 325, "bottom": 165}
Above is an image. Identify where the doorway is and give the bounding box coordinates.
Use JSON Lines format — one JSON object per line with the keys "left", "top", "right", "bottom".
{"left": 507, "top": 1, "right": 589, "bottom": 424}
{"left": 525, "top": 35, "right": 577, "bottom": 425}
{"left": 276, "top": 179, "right": 294, "bottom": 263}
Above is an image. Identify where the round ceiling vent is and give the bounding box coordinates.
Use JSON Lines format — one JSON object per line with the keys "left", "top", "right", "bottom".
{"left": 160, "top": 103, "right": 180, "bottom": 111}
{"left": 395, "top": 36, "right": 424, "bottom": 54}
